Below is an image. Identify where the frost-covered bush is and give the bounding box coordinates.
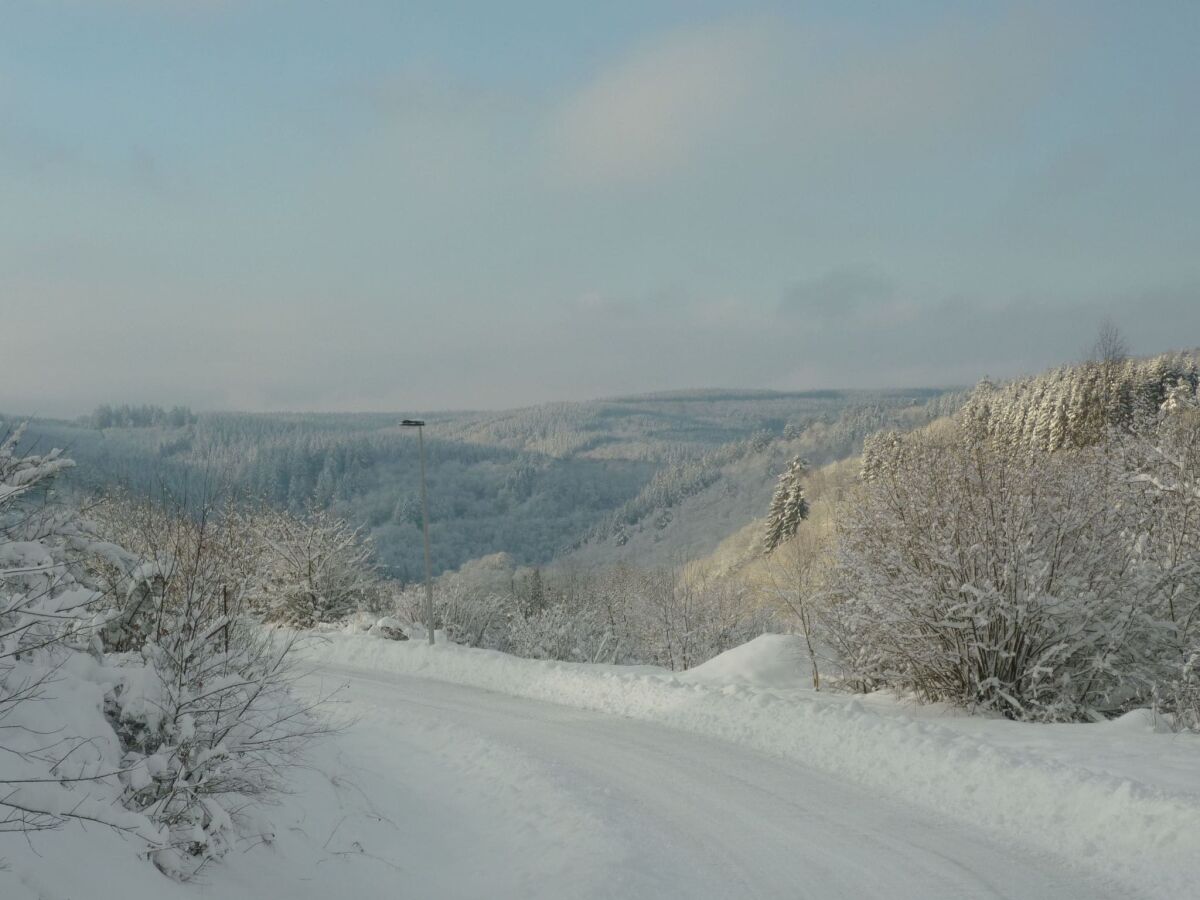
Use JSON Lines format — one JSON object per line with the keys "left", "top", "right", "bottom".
{"left": 0, "top": 430, "right": 341, "bottom": 877}
{"left": 839, "top": 353, "right": 1200, "bottom": 725}
{"left": 517, "top": 565, "right": 773, "bottom": 671}
{"left": 1164, "top": 652, "right": 1200, "bottom": 732}
{"left": 627, "top": 568, "right": 772, "bottom": 671}
{"left": 94, "top": 495, "right": 257, "bottom": 653}
{"left": 1130, "top": 379, "right": 1200, "bottom": 730}
{"left": 389, "top": 557, "right": 773, "bottom": 670}
{"left": 507, "top": 602, "right": 613, "bottom": 662}
{"left": 94, "top": 496, "right": 385, "bottom": 632}
{"left": 831, "top": 413, "right": 1197, "bottom": 722}
{"left": 395, "top": 579, "right": 510, "bottom": 647}
{"left": 91, "top": 494, "right": 335, "bottom": 878}
{"left": 0, "top": 425, "right": 126, "bottom": 835}
{"left": 107, "top": 615, "right": 320, "bottom": 879}
{"left": 249, "top": 507, "right": 385, "bottom": 627}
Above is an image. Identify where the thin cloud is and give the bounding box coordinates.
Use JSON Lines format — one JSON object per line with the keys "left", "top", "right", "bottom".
{"left": 545, "top": 7, "right": 1068, "bottom": 188}
{"left": 544, "top": 17, "right": 775, "bottom": 185}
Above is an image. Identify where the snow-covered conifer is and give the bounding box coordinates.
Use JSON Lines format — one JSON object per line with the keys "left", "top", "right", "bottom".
{"left": 763, "top": 456, "right": 809, "bottom": 554}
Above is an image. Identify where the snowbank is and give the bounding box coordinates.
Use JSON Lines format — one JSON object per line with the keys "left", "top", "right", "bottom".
{"left": 299, "top": 630, "right": 1200, "bottom": 900}
{"left": 676, "top": 633, "right": 816, "bottom": 688}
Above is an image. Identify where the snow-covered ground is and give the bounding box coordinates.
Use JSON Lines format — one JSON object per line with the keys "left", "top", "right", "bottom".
{"left": 298, "top": 631, "right": 1200, "bottom": 899}
{"left": 295, "top": 665, "right": 1121, "bottom": 899}
{"left": 5, "top": 632, "right": 1197, "bottom": 898}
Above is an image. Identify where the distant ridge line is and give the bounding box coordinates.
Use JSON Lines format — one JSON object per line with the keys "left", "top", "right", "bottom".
{"left": 604, "top": 387, "right": 951, "bottom": 403}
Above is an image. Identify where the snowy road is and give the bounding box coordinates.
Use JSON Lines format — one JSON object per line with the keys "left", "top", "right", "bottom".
{"left": 305, "top": 664, "right": 1120, "bottom": 900}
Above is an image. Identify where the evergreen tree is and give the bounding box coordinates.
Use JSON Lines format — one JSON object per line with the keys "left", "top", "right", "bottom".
{"left": 763, "top": 456, "right": 809, "bottom": 554}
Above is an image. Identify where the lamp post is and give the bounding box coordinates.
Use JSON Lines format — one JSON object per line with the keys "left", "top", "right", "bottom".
{"left": 401, "top": 419, "right": 435, "bottom": 645}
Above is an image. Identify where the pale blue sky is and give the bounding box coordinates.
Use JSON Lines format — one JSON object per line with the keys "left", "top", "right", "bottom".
{"left": 2, "top": 1, "right": 1197, "bottom": 415}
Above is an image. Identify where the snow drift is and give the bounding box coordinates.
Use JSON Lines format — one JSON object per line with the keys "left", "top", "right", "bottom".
{"left": 677, "top": 633, "right": 815, "bottom": 688}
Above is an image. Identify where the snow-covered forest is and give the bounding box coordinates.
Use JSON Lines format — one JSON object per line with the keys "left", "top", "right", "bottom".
{"left": 9, "top": 389, "right": 955, "bottom": 579}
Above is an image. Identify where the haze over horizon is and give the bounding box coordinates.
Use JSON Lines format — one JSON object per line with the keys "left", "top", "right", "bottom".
{"left": 21, "top": 384, "right": 963, "bottom": 421}
{"left": 3, "top": 1, "right": 1197, "bottom": 416}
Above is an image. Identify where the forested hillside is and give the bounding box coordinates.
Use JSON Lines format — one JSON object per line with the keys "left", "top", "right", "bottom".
{"left": 712, "top": 346, "right": 1200, "bottom": 724}
{"left": 2, "top": 389, "right": 955, "bottom": 579}
{"left": 565, "top": 389, "right": 963, "bottom": 567}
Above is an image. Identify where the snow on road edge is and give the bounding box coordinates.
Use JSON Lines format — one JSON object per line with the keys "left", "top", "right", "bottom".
{"left": 298, "top": 631, "right": 1199, "bottom": 899}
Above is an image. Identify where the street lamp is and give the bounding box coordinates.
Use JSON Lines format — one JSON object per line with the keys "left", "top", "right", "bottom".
{"left": 401, "top": 419, "right": 435, "bottom": 645}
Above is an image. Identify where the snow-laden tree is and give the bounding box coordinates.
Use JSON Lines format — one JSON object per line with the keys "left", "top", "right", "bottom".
{"left": 1088, "top": 317, "right": 1130, "bottom": 366}
{"left": 960, "top": 351, "right": 1199, "bottom": 454}
{"left": 250, "top": 506, "right": 384, "bottom": 628}
{"left": 519, "top": 566, "right": 548, "bottom": 619}
{"left": 763, "top": 456, "right": 809, "bottom": 554}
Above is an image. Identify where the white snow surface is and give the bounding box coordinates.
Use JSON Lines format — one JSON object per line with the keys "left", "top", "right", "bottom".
{"left": 297, "top": 630, "right": 1199, "bottom": 899}
{"left": 676, "top": 632, "right": 816, "bottom": 687}
{"left": 5, "top": 630, "right": 1197, "bottom": 899}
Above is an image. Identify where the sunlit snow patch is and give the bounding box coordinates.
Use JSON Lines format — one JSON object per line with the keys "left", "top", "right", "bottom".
{"left": 677, "top": 633, "right": 817, "bottom": 689}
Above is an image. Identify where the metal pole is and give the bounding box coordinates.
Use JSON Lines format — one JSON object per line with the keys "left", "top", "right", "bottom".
{"left": 416, "top": 424, "right": 435, "bottom": 645}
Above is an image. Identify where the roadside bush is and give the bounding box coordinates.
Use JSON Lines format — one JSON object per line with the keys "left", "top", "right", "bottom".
{"left": 90, "top": 492, "right": 336, "bottom": 878}
{"left": 828, "top": 411, "right": 1197, "bottom": 722}
{"left": 249, "top": 507, "right": 384, "bottom": 628}
{"left": 0, "top": 425, "right": 124, "bottom": 836}
{"left": 506, "top": 603, "right": 609, "bottom": 662}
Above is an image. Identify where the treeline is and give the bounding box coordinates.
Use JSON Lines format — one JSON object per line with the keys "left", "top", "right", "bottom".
{"left": 957, "top": 350, "right": 1199, "bottom": 452}
{"left": 89, "top": 402, "right": 198, "bottom": 429}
